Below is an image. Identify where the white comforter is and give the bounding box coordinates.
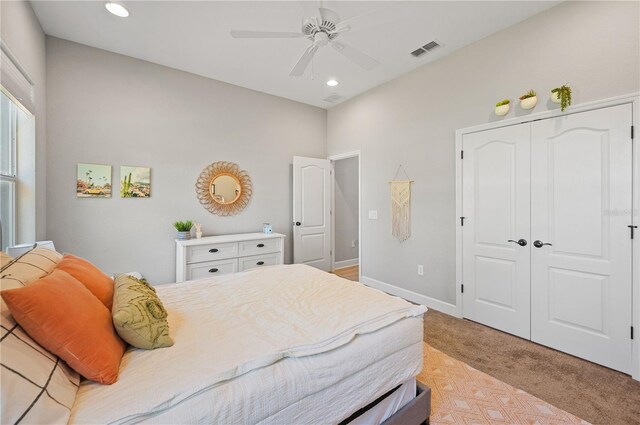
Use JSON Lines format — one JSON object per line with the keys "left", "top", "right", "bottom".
{"left": 70, "top": 264, "right": 426, "bottom": 424}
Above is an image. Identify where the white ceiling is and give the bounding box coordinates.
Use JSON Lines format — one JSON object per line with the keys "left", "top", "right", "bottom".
{"left": 31, "top": 1, "right": 560, "bottom": 108}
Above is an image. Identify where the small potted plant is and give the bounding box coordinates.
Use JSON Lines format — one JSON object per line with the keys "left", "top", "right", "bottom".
{"left": 551, "top": 84, "right": 572, "bottom": 111}
{"left": 519, "top": 89, "right": 537, "bottom": 110}
{"left": 174, "top": 220, "right": 193, "bottom": 240}
{"left": 495, "top": 99, "right": 510, "bottom": 116}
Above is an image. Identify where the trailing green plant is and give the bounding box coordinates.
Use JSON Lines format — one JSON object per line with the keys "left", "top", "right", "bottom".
{"left": 551, "top": 84, "right": 572, "bottom": 111}
{"left": 519, "top": 90, "right": 536, "bottom": 100}
{"left": 495, "top": 99, "right": 510, "bottom": 107}
{"left": 173, "top": 220, "right": 193, "bottom": 232}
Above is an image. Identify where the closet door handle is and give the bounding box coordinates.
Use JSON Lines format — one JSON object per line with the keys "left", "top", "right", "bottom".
{"left": 533, "top": 240, "right": 552, "bottom": 248}
{"left": 507, "top": 239, "right": 528, "bottom": 247}
{"left": 209, "top": 268, "right": 219, "bottom": 273}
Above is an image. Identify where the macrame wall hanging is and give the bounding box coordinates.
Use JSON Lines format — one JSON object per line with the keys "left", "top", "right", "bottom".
{"left": 389, "top": 165, "right": 413, "bottom": 242}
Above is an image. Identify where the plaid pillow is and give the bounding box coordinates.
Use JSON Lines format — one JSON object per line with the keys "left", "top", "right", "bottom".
{"left": 1, "top": 247, "right": 80, "bottom": 424}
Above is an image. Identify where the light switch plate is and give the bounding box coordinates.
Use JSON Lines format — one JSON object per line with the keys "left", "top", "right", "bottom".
{"left": 368, "top": 210, "right": 378, "bottom": 220}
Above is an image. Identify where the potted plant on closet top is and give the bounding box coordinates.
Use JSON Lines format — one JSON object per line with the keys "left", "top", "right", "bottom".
{"left": 519, "top": 89, "right": 538, "bottom": 110}
{"left": 174, "top": 220, "right": 193, "bottom": 240}
{"left": 551, "top": 84, "right": 572, "bottom": 111}
{"left": 495, "top": 99, "right": 510, "bottom": 116}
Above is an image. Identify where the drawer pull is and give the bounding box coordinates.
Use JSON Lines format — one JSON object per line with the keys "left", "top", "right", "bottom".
{"left": 209, "top": 268, "right": 219, "bottom": 273}
{"left": 209, "top": 248, "right": 219, "bottom": 253}
{"left": 256, "top": 261, "right": 265, "bottom": 266}
{"left": 257, "top": 243, "right": 265, "bottom": 248}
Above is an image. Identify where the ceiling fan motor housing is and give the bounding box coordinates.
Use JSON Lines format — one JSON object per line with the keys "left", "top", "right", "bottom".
{"left": 302, "top": 8, "right": 340, "bottom": 40}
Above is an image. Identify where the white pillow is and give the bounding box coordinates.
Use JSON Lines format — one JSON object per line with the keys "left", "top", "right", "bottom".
{"left": 0, "top": 247, "right": 80, "bottom": 424}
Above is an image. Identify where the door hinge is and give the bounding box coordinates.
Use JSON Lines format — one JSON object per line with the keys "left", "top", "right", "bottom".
{"left": 460, "top": 216, "right": 465, "bottom": 226}
{"left": 628, "top": 225, "right": 637, "bottom": 239}
{"left": 460, "top": 150, "right": 464, "bottom": 159}
{"left": 632, "top": 326, "right": 634, "bottom": 340}
{"left": 632, "top": 125, "right": 635, "bottom": 140}
{"left": 461, "top": 284, "right": 464, "bottom": 293}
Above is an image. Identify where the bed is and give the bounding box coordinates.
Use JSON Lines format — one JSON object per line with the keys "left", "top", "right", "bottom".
{"left": 69, "top": 264, "right": 430, "bottom": 424}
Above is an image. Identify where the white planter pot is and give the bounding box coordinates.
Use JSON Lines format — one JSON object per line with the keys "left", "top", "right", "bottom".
{"left": 495, "top": 104, "right": 510, "bottom": 116}
{"left": 520, "top": 95, "right": 538, "bottom": 110}
{"left": 550, "top": 91, "right": 561, "bottom": 103}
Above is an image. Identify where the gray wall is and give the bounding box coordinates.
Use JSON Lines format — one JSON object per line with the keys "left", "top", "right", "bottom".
{"left": 334, "top": 156, "right": 359, "bottom": 263}
{"left": 0, "top": 0, "right": 46, "bottom": 241}
{"left": 327, "top": 1, "right": 640, "bottom": 305}
{"left": 46, "top": 37, "right": 326, "bottom": 284}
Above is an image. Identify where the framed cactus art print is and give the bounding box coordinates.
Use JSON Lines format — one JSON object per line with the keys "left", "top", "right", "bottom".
{"left": 120, "top": 166, "right": 151, "bottom": 198}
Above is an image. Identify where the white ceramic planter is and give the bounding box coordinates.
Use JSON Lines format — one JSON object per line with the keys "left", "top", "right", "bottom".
{"left": 550, "top": 91, "right": 561, "bottom": 103}
{"left": 520, "top": 95, "right": 538, "bottom": 110}
{"left": 495, "top": 104, "right": 510, "bottom": 116}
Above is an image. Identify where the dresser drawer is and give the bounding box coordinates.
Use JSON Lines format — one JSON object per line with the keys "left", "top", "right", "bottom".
{"left": 238, "top": 253, "right": 280, "bottom": 272}
{"left": 187, "top": 259, "right": 238, "bottom": 280}
{"left": 187, "top": 242, "right": 238, "bottom": 264}
{"left": 238, "top": 238, "right": 281, "bottom": 257}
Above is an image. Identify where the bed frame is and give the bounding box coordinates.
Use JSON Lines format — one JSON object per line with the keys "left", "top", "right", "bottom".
{"left": 382, "top": 382, "right": 431, "bottom": 425}
{"left": 340, "top": 382, "right": 431, "bottom": 425}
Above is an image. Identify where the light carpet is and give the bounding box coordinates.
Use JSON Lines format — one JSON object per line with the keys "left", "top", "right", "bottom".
{"left": 417, "top": 343, "right": 591, "bottom": 425}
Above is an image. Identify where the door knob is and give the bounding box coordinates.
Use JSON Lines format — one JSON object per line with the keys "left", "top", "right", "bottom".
{"left": 533, "top": 240, "right": 552, "bottom": 248}
{"left": 507, "top": 239, "right": 528, "bottom": 247}
{"left": 295, "top": 222, "right": 301, "bottom": 226}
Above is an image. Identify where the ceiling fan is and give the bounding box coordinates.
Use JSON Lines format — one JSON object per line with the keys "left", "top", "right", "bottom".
{"left": 230, "top": 6, "right": 380, "bottom": 77}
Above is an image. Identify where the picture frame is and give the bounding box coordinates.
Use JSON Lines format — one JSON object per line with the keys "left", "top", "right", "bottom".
{"left": 77, "top": 163, "right": 112, "bottom": 198}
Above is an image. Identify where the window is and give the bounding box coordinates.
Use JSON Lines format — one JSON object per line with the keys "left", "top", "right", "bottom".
{"left": 0, "top": 92, "right": 17, "bottom": 250}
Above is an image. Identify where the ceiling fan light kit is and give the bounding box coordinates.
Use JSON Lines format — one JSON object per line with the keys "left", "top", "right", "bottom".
{"left": 230, "top": 6, "right": 380, "bottom": 77}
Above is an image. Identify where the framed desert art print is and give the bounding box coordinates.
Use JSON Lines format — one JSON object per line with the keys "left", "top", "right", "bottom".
{"left": 77, "top": 163, "right": 112, "bottom": 198}
{"left": 120, "top": 165, "right": 151, "bottom": 198}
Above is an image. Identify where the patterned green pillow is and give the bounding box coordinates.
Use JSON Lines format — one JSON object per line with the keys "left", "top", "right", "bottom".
{"left": 112, "top": 274, "right": 174, "bottom": 349}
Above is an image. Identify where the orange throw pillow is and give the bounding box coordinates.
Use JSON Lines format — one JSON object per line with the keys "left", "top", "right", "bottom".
{"left": 1, "top": 270, "right": 125, "bottom": 384}
{"left": 56, "top": 253, "right": 114, "bottom": 310}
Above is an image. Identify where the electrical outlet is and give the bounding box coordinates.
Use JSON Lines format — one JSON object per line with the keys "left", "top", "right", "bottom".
{"left": 417, "top": 265, "right": 424, "bottom": 276}
{"left": 368, "top": 210, "right": 378, "bottom": 220}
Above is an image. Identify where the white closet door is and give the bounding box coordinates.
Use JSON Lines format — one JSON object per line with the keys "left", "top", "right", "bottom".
{"left": 530, "top": 104, "right": 633, "bottom": 373}
{"left": 462, "top": 124, "right": 531, "bottom": 339}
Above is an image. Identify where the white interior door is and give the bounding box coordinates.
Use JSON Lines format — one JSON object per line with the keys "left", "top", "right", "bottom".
{"left": 462, "top": 124, "right": 531, "bottom": 339}
{"left": 293, "top": 156, "right": 332, "bottom": 271}
{"left": 530, "top": 104, "right": 633, "bottom": 373}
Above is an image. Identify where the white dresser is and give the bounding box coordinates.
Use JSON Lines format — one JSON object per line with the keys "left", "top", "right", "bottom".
{"left": 175, "top": 233, "right": 286, "bottom": 283}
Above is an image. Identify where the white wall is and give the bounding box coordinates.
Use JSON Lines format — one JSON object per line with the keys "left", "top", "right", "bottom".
{"left": 46, "top": 38, "right": 326, "bottom": 284}
{"left": 334, "top": 156, "right": 358, "bottom": 264}
{"left": 327, "top": 1, "right": 640, "bottom": 305}
{"left": 0, "top": 0, "right": 46, "bottom": 242}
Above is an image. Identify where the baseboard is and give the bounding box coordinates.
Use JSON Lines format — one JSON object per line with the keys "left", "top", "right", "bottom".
{"left": 334, "top": 258, "right": 359, "bottom": 269}
{"left": 360, "top": 275, "right": 460, "bottom": 317}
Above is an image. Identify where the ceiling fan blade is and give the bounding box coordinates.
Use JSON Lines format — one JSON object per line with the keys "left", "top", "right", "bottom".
{"left": 328, "top": 24, "right": 350, "bottom": 35}
{"left": 289, "top": 45, "right": 319, "bottom": 76}
{"left": 336, "top": 7, "right": 389, "bottom": 31}
{"left": 330, "top": 40, "right": 379, "bottom": 71}
{"left": 230, "top": 30, "right": 304, "bottom": 39}
{"left": 318, "top": 7, "right": 339, "bottom": 23}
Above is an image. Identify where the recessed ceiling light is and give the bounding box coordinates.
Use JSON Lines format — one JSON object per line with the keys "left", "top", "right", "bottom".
{"left": 326, "top": 79, "right": 339, "bottom": 87}
{"left": 105, "top": 2, "right": 129, "bottom": 18}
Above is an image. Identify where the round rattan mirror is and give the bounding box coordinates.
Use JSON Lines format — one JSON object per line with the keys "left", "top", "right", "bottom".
{"left": 195, "top": 161, "right": 252, "bottom": 216}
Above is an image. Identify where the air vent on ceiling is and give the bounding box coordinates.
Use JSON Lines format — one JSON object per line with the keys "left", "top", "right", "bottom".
{"left": 410, "top": 40, "right": 441, "bottom": 57}
{"left": 323, "top": 93, "right": 343, "bottom": 104}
